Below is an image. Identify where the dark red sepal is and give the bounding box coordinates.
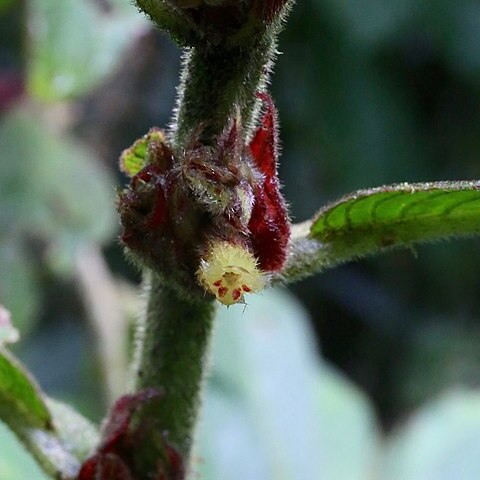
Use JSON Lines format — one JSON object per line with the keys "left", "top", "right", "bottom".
{"left": 248, "top": 93, "right": 290, "bottom": 272}
{"left": 249, "top": 92, "right": 278, "bottom": 179}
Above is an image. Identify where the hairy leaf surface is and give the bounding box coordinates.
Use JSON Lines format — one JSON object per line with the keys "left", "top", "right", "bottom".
{"left": 281, "top": 181, "right": 480, "bottom": 282}
{"left": 312, "top": 181, "right": 480, "bottom": 245}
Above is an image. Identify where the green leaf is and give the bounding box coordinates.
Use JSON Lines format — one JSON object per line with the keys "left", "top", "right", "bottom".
{"left": 194, "top": 289, "right": 380, "bottom": 480}
{"left": 312, "top": 181, "right": 480, "bottom": 240}
{"left": 281, "top": 181, "right": 480, "bottom": 282}
{"left": 382, "top": 389, "right": 480, "bottom": 480}
{"left": 120, "top": 137, "right": 148, "bottom": 178}
{"left": 119, "top": 128, "right": 166, "bottom": 177}
{"left": 27, "top": 0, "right": 144, "bottom": 101}
{"left": 0, "top": 348, "right": 51, "bottom": 430}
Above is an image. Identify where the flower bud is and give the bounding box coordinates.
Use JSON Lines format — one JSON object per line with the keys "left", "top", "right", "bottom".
{"left": 118, "top": 93, "right": 289, "bottom": 304}
{"left": 78, "top": 389, "right": 184, "bottom": 480}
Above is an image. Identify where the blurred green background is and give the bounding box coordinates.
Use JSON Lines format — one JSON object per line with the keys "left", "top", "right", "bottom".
{"left": 2, "top": 0, "right": 480, "bottom": 478}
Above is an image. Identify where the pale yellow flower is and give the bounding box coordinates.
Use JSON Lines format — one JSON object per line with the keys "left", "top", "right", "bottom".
{"left": 197, "top": 242, "right": 265, "bottom": 306}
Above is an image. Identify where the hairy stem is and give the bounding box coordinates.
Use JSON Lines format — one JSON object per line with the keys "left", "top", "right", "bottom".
{"left": 133, "top": 276, "right": 215, "bottom": 458}
{"left": 172, "top": 37, "right": 276, "bottom": 146}
{"left": 132, "top": 10, "right": 282, "bottom": 472}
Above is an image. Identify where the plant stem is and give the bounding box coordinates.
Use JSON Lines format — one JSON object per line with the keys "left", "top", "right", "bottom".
{"left": 133, "top": 275, "right": 215, "bottom": 457}
{"left": 132, "top": 21, "right": 281, "bottom": 472}
{"left": 172, "top": 36, "right": 276, "bottom": 146}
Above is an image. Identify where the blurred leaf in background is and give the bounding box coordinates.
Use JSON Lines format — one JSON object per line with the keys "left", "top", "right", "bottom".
{"left": 0, "top": 106, "right": 117, "bottom": 334}
{"left": 28, "top": 0, "right": 144, "bottom": 101}
{"left": 196, "top": 289, "right": 380, "bottom": 480}
{"left": 382, "top": 390, "right": 480, "bottom": 480}
{"left": 0, "top": 0, "right": 142, "bottom": 421}
{"left": 0, "top": 108, "right": 116, "bottom": 259}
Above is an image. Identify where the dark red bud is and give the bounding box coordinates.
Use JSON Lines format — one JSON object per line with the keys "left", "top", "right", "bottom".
{"left": 77, "top": 390, "right": 184, "bottom": 480}
{"left": 101, "top": 390, "right": 160, "bottom": 452}
{"left": 119, "top": 164, "right": 170, "bottom": 250}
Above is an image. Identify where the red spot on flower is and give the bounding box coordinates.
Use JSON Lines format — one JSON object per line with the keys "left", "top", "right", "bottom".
{"left": 232, "top": 288, "right": 241, "bottom": 301}
{"left": 213, "top": 280, "right": 222, "bottom": 287}
{"left": 218, "top": 287, "right": 228, "bottom": 298}
{"left": 248, "top": 93, "right": 290, "bottom": 272}
{"left": 241, "top": 284, "right": 251, "bottom": 292}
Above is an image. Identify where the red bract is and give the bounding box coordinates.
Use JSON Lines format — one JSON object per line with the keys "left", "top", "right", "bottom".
{"left": 248, "top": 93, "right": 290, "bottom": 272}
{"left": 77, "top": 389, "right": 184, "bottom": 480}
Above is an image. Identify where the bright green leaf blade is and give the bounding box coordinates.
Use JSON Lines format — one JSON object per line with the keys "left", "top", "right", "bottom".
{"left": 312, "top": 181, "right": 480, "bottom": 241}
{"left": 382, "top": 389, "right": 480, "bottom": 480}
{"left": 0, "top": 348, "right": 51, "bottom": 430}
{"left": 120, "top": 137, "right": 149, "bottom": 177}
{"left": 119, "top": 127, "right": 166, "bottom": 177}
{"left": 281, "top": 181, "right": 480, "bottom": 282}
{"left": 194, "top": 290, "right": 380, "bottom": 480}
